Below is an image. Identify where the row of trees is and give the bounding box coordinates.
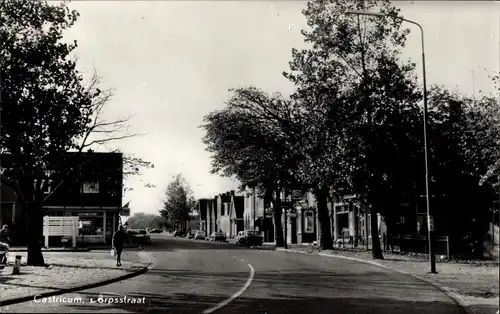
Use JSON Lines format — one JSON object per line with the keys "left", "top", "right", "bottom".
{"left": 159, "top": 174, "right": 197, "bottom": 231}
{"left": 201, "top": 0, "right": 499, "bottom": 259}
{"left": 126, "top": 212, "right": 168, "bottom": 230}
{"left": 1, "top": 0, "right": 154, "bottom": 265}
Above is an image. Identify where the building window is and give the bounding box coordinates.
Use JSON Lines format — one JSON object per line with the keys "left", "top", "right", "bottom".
{"left": 33, "top": 178, "right": 53, "bottom": 194}
{"left": 78, "top": 213, "right": 104, "bottom": 236}
{"left": 83, "top": 182, "right": 100, "bottom": 194}
{"left": 304, "top": 210, "right": 314, "bottom": 233}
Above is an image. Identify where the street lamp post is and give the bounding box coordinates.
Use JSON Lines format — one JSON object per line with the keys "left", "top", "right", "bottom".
{"left": 345, "top": 10, "right": 437, "bottom": 273}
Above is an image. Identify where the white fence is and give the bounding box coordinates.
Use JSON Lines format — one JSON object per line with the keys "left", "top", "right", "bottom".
{"left": 43, "top": 216, "right": 78, "bottom": 248}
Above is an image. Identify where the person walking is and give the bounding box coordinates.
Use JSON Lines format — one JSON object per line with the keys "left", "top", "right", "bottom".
{"left": 112, "top": 225, "right": 126, "bottom": 266}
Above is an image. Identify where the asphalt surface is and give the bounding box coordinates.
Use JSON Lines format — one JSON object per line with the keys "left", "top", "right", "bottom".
{"left": 1, "top": 234, "right": 465, "bottom": 314}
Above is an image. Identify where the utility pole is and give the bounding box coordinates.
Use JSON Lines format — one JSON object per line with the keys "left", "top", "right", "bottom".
{"left": 345, "top": 10, "right": 436, "bottom": 273}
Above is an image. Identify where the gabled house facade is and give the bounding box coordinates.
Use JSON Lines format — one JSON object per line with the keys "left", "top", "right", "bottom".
{"left": 208, "top": 198, "right": 217, "bottom": 235}
{"left": 215, "top": 191, "right": 235, "bottom": 238}
{"left": 0, "top": 152, "right": 123, "bottom": 245}
{"left": 229, "top": 194, "right": 244, "bottom": 237}
{"left": 198, "top": 199, "right": 208, "bottom": 232}
{"left": 243, "top": 188, "right": 265, "bottom": 231}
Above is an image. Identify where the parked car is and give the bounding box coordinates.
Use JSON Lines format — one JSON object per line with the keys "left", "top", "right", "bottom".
{"left": 194, "top": 230, "right": 206, "bottom": 240}
{"left": 149, "top": 229, "right": 163, "bottom": 234}
{"left": 209, "top": 232, "right": 227, "bottom": 242}
{"left": 173, "top": 230, "right": 185, "bottom": 237}
{"left": 127, "top": 229, "right": 151, "bottom": 244}
{"left": 236, "top": 230, "right": 263, "bottom": 246}
{"left": 187, "top": 230, "right": 197, "bottom": 239}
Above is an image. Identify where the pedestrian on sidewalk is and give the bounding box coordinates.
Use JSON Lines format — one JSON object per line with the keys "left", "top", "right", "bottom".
{"left": 112, "top": 225, "right": 126, "bottom": 267}
{"left": 0, "top": 225, "right": 10, "bottom": 244}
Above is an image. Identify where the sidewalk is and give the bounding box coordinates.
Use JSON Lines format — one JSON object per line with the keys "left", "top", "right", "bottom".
{"left": 0, "top": 249, "right": 151, "bottom": 305}
{"left": 273, "top": 245, "right": 499, "bottom": 314}
{"left": 8, "top": 242, "right": 140, "bottom": 252}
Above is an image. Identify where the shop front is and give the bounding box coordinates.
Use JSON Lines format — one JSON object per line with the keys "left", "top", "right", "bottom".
{"left": 43, "top": 206, "right": 120, "bottom": 245}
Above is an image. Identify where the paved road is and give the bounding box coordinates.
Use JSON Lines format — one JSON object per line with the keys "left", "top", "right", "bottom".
{"left": 1, "top": 235, "right": 465, "bottom": 314}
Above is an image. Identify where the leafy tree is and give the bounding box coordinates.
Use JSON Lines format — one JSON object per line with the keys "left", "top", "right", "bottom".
{"left": 426, "top": 86, "right": 499, "bottom": 256}
{"left": 0, "top": 0, "right": 153, "bottom": 266}
{"left": 201, "top": 87, "right": 304, "bottom": 247}
{"left": 1, "top": 0, "right": 92, "bottom": 266}
{"left": 160, "top": 174, "right": 195, "bottom": 231}
{"left": 478, "top": 73, "right": 500, "bottom": 189}
{"left": 126, "top": 213, "right": 167, "bottom": 230}
{"left": 283, "top": 0, "right": 421, "bottom": 258}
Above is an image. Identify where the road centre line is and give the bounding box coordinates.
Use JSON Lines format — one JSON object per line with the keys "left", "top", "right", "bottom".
{"left": 202, "top": 263, "right": 255, "bottom": 314}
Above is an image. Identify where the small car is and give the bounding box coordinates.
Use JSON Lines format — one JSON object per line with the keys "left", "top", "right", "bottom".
{"left": 236, "top": 230, "right": 263, "bottom": 247}
{"left": 149, "top": 229, "right": 163, "bottom": 234}
{"left": 173, "top": 230, "right": 185, "bottom": 237}
{"left": 194, "top": 230, "right": 206, "bottom": 240}
{"left": 187, "top": 230, "right": 196, "bottom": 239}
{"left": 127, "top": 229, "right": 151, "bottom": 244}
{"left": 209, "top": 232, "right": 227, "bottom": 242}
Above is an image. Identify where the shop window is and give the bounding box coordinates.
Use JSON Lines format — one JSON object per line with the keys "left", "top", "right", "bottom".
{"left": 78, "top": 213, "right": 104, "bottom": 236}
{"left": 83, "top": 182, "right": 100, "bottom": 194}
{"left": 304, "top": 211, "right": 314, "bottom": 233}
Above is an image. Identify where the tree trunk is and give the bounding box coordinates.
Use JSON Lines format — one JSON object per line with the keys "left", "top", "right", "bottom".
{"left": 316, "top": 187, "right": 333, "bottom": 250}
{"left": 370, "top": 207, "right": 384, "bottom": 260}
{"left": 26, "top": 202, "right": 45, "bottom": 266}
{"left": 273, "top": 209, "right": 285, "bottom": 247}
{"left": 273, "top": 194, "right": 285, "bottom": 247}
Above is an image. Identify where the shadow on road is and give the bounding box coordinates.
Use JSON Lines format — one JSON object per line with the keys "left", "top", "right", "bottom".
{"left": 63, "top": 268, "right": 465, "bottom": 314}
{"left": 65, "top": 290, "right": 464, "bottom": 314}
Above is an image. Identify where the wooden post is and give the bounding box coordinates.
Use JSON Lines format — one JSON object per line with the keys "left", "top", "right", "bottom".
{"left": 12, "top": 255, "right": 21, "bottom": 275}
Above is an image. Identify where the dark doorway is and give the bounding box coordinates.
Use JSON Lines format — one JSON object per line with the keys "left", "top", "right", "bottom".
{"left": 0, "top": 203, "right": 13, "bottom": 227}
{"left": 291, "top": 216, "right": 297, "bottom": 244}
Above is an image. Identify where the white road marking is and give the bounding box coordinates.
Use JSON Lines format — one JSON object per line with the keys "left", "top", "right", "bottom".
{"left": 202, "top": 264, "right": 255, "bottom": 314}
{"left": 96, "top": 292, "right": 122, "bottom": 296}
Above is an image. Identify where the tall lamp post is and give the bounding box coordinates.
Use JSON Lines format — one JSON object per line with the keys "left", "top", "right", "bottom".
{"left": 345, "top": 10, "right": 436, "bottom": 273}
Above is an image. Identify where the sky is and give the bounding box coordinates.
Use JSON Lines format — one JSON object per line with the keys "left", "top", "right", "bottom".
{"left": 63, "top": 1, "right": 499, "bottom": 217}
